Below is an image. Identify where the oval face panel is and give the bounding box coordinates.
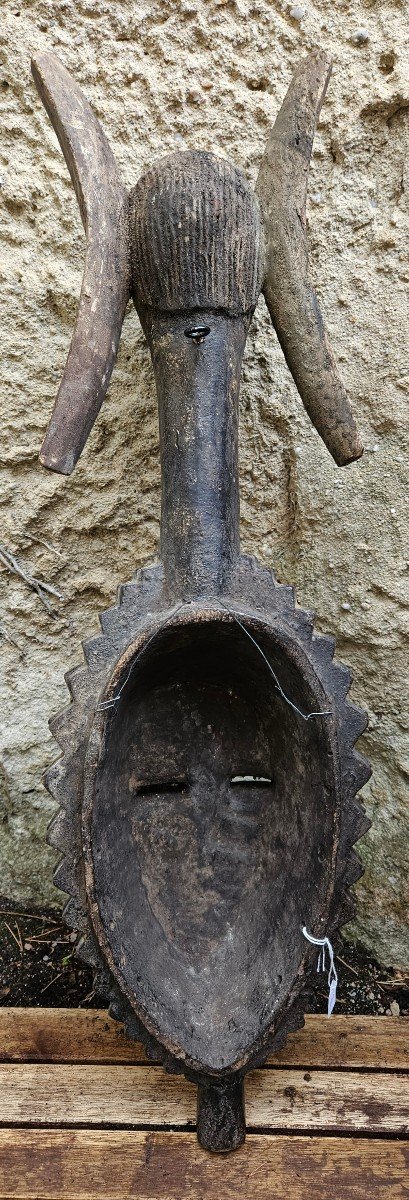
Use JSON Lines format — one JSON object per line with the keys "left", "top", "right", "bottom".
{"left": 83, "top": 615, "right": 339, "bottom": 1073}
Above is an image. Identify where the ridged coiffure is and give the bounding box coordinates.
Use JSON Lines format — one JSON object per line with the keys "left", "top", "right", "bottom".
{"left": 129, "top": 150, "right": 264, "bottom": 314}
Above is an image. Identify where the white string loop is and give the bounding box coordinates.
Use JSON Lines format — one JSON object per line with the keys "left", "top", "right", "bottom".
{"left": 302, "top": 926, "right": 338, "bottom": 1017}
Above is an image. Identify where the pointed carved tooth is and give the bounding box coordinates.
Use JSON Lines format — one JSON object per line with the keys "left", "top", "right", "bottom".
{"left": 53, "top": 855, "right": 79, "bottom": 895}
{"left": 329, "top": 661, "right": 352, "bottom": 700}
{"left": 276, "top": 584, "right": 295, "bottom": 609}
{"left": 99, "top": 606, "right": 119, "bottom": 635}
{"left": 82, "top": 634, "right": 113, "bottom": 674}
{"left": 123, "top": 1011, "right": 145, "bottom": 1043}
{"left": 162, "top": 1053, "right": 181, "bottom": 1076}
{"left": 299, "top": 607, "right": 315, "bottom": 627}
{"left": 342, "top": 796, "right": 371, "bottom": 846}
{"left": 64, "top": 665, "right": 89, "bottom": 701}
{"left": 43, "top": 759, "right": 64, "bottom": 800}
{"left": 118, "top": 566, "right": 162, "bottom": 610}
{"left": 291, "top": 606, "right": 315, "bottom": 641}
{"left": 311, "top": 633, "right": 336, "bottom": 662}
{"left": 94, "top": 965, "right": 112, "bottom": 995}
{"left": 328, "top": 889, "right": 356, "bottom": 934}
{"left": 99, "top": 607, "right": 133, "bottom": 643}
{"left": 118, "top": 582, "right": 139, "bottom": 608}
{"left": 51, "top": 708, "right": 90, "bottom": 756}
{"left": 109, "top": 998, "right": 125, "bottom": 1022}
{"left": 140, "top": 1029, "right": 161, "bottom": 1061}
{"left": 46, "top": 809, "right": 70, "bottom": 852}
{"left": 237, "top": 555, "right": 273, "bottom": 596}
{"left": 344, "top": 702, "right": 369, "bottom": 745}
{"left": 336, "top": 891, "right": 357, "bottom": 927}
{"left": 238, "top": 553, "right": 259, "bottom": 581}
{"left": 350, "top": 750, "right": 372, "bottom": 793}
{"left": 76, "top": 933, "right": 103, "bottom": 970}
{"left": 136, "top": 565, "right": 158, "bottom": 592}
{"left": 45, "top": 764, "right": 82, "bottom": 818}
{"left": 63, "top": 896, "right": 87, "bottom": 933}
{"left": 49, "top": 705, "right": 80, "bottom": 753}
{"left": 352, "top": 803, "right": 371, "bottom": 843}
{"left": 342, "top": 850, "right": 365, "bottom": 887}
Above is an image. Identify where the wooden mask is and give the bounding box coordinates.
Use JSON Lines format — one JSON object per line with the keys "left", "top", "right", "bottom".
{"left": 32, "top": 50, "right": 370, "bottom": 1153}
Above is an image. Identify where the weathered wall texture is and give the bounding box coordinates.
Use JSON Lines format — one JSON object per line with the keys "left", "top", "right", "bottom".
{"left": 0, "top": 0, "right": 408, "bottom": 967}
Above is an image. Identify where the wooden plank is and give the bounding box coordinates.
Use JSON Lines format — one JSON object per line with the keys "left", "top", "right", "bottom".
{"left": 276, "top": 1014, "right": 409, "bottom": 1071}
{"left": 1, "top": 1009, "right": 408, "bottom": 1070}
{"left": 0, "top": 1063, "right": 408, "bottom": 1135}
{"left": 0, "top": 1009, "right": 145, "bottom": 1066}
{"left": 246, "top": 1067, "right": 409, "bottom": 1135}
{"left": 0, "top": 1130, "right": 407, "bottom": 1200}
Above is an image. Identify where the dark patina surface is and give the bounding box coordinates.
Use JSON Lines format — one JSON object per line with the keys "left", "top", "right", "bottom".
{"left": 31, "top": 49, "right": 370, "bottom": 1152}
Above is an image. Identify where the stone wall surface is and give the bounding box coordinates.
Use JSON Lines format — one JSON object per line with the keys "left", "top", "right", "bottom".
{"left": 0, "top": 0, "right": 408, "bottom": 967}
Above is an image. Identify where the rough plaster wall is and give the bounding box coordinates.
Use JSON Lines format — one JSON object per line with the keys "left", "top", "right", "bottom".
{"left": 0, "top": 0, "right": 408, "bottom": 968}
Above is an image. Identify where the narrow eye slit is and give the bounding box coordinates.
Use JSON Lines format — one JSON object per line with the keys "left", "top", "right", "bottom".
{"left": 134, "top": 779, "right": 188, "bottom": 797}
{"left": 230, "top": 776, "right": 273, "bottom": 787}
{"left": 184, "top": 326, "right": 211, "bottom": 344}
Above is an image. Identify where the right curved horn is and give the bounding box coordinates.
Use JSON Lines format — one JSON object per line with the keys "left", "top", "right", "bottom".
{"left": 256, "top": 51, "right": 363, "bottom": 466}
{"left": 31, "top": 53, "right": 131, "bottom": 474}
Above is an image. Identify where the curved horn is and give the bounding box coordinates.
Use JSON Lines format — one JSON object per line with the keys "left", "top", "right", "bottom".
{"left": 256, "top": 51, "right": 363, "bottom": 466}
{"left": 31, "top": 53, "right": 131, "bottom": 474}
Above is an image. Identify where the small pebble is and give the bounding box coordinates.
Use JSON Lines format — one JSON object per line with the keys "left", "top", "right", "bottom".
{"left": 352, "top": 29, "right": 370, "bottom": 45}
{"left": 341, "top": 602, "right": 351, "bottom": 611}
{"left": 390, "top": 1000, "right": 400, "bottom": 1016}
{"left": 24, "top": 942, "right": 33, "bottom": 951}
{"left": 289, "top": 5, "right": 305, "bottom": 21}
{"left": 42, "top": 955, "right": 49, "bottom": 962}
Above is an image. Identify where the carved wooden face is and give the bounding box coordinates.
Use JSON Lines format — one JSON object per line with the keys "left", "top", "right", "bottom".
{"left": 83, "top": 614, "right": 338, "bottom": 1073}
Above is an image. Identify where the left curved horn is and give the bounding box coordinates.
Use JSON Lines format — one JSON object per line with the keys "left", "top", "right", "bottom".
{"left": 256, "top": 50, "right": 363, "bottom": 466}
{"left": 32, "top": 53, "right": 131, "bottom": 474}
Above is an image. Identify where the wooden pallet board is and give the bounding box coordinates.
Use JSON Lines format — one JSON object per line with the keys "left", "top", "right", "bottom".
{"left": 0, "top": 1131, "right": 408, "bottom": 1200}
{"left": 1, "top": 1062, "right": 408, "bottom": 1134}
{"left": 1, "top": 1008, "right": 407, "bottom": 1069}
{"left": 0, "top": 1010, "right": 408, "bottom": 1199}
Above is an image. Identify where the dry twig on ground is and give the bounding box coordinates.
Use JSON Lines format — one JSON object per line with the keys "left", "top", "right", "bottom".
{"left": 0, "top": 542, "right": 64, "bottom": 615}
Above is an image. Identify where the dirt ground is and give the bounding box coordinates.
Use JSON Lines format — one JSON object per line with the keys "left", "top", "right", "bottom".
{"left": 0, "top": 895, "right": 407, "bottom": 1017}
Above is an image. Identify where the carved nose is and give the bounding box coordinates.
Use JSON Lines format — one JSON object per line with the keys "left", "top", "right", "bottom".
{"left": 184, "top": 326, "right": 211, "bottom": 344}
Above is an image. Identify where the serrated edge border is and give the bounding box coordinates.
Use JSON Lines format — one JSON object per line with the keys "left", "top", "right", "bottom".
{"left": 44, "top": 555, "right": 371, "bottom": 1079}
